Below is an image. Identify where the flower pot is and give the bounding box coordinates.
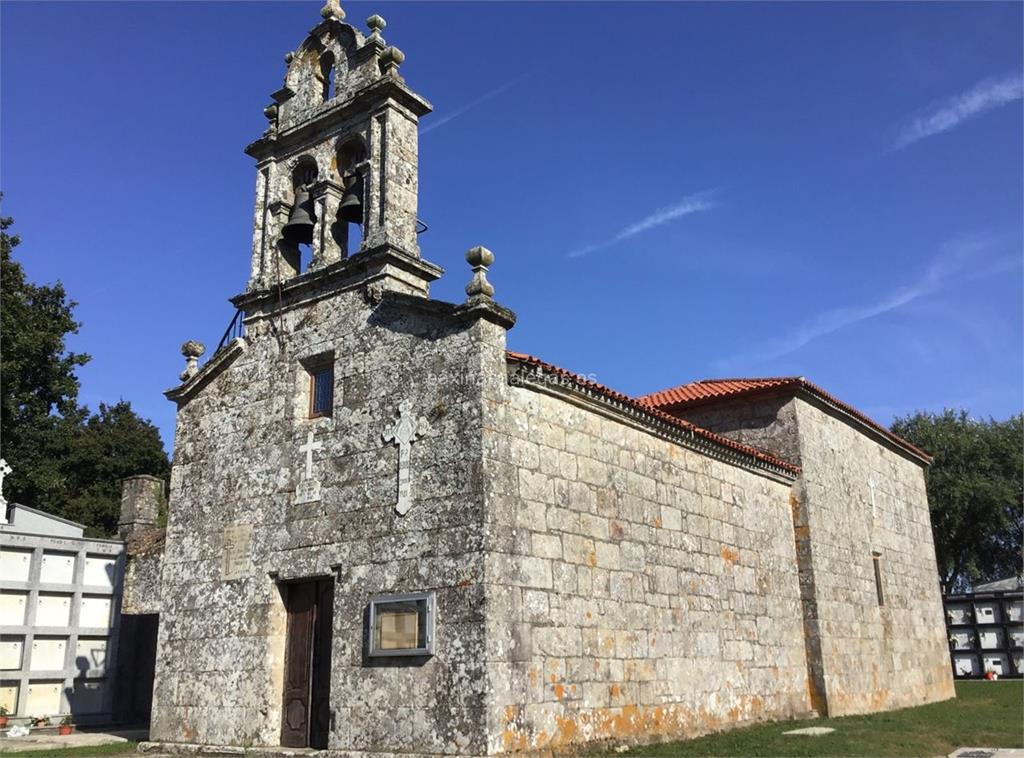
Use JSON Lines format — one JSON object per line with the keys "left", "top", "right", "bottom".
{"left": 0, "top": 716, "right": 8, "bottom": 727}
{"left": 58, "top": 725, "right": 73, "bottom": 735}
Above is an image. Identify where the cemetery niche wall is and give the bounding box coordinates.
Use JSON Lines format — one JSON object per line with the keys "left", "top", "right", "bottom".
{"left": 944, "top": 583, "right": 1023, "bottom": 680}
{"left": 128, "top": 3, "right": 955, "bottom": 755}
{"left": 0, "top": 502, "right": 125, "bottom": 725}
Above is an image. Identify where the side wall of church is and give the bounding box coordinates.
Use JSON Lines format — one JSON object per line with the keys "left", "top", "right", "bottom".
{"left": 153, "top": 291, "right": 502, "bottom": 754}
{"left": 670, "top": 396, "right": 955, "bottom": 716}
{"left": 790, "top": 398, "right": 955, "bottom": 716}
{"left": 480, "top": 384, "right": 812, "bottom": 753}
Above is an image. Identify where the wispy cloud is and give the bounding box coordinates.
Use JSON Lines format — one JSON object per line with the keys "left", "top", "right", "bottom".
{"left": 420, "top": 73, "right": 531, "bottom": 135}
{"left": 568, "top": 191, "right": 718, "bottom": 259}
{"left": 893, "top": 72, "right": 1023, "bottom": 150}
{"left": 717, "top": 235, "right": 1020, "bottom": 369}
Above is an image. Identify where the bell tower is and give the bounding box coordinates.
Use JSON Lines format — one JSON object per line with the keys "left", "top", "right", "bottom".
{"left": 242, "top": 0, "right": 440, "bottom": 299}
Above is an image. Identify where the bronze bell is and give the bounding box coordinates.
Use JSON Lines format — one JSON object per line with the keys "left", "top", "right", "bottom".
{"left": 336, "top": 171, "right": 363, "bottom": 225}
{"left": 282, "top": 187, "right": 316, "bottom": 245}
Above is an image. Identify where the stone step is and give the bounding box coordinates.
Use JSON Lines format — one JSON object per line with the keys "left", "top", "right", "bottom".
{"left": 139, "top": 742, "right": 321, "bottom": 757}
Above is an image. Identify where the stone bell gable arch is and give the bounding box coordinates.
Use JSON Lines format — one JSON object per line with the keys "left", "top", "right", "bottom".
{"left": 244, "top": 3, "right": 432, "bottom": 294}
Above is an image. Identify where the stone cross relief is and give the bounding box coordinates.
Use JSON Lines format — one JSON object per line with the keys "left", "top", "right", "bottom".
{"left": 295, "top": 430, "right": 323, "bottom": 504}
{"left": 382, "top": 400, "right": 428, "bottom": 516}
{"left": 0, "top": 458, "right": 10, "bottom": 524}
{"left": 867, "top": 477, "right": 878, "bottom": 522}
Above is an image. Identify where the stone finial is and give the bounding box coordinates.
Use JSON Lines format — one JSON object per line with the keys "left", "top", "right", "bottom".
{"left": 263, "top": 104, "right": 279, "bottom": 137}
{"left": 381, "top": 46, "right": 405, "bottom": 77}
{"left": 366, "top": 14, "right": 386, "bottom": 40}
{"left": 180, "top": 340, "right": 206, "bottom": 382}
{"left": 465, "top": 246, "right": 495, "bottom": 301}
{"left": 320, "top": 0, "right": 345, "bottom": 21}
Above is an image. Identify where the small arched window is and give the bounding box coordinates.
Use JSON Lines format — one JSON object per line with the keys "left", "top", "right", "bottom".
{"left": 320, "top": 52, "right": 336, "bottom": 102}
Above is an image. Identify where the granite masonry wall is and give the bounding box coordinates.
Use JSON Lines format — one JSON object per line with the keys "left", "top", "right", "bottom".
{"left": 677, "top": 395, "right": 955, "bottom": 717}
{"left": 120, "top": 533, "right": 163, "bottom": 616}
{"left": 791, "top": 398, "right": 955, "bottom": 715}
{"left": 152, "top": 284, "right": 507, "bottom": 754}
{"left": 479, "top": 377, "right": 811, "bottom": 753}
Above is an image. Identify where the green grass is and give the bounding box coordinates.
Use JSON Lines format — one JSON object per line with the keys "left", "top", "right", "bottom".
{"left": 7, "top": 742, "right": 137, "bottom": 757}
{"left": 603, "top": 681, "right": 1023, "bottom": 757}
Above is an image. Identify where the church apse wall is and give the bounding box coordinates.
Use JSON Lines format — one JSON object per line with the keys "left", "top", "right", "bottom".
{"left": 790, "top": 398, "right": 955, "bottom": 715}
{"left": 480, "top": 359, "right": 812, "bottom": 752}
{"left": 664, "top": 392, "right": 955, "bottom": 717}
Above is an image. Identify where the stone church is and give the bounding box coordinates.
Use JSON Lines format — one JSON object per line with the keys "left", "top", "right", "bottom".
{"left": 127, "top": 3, "right": 954, "bottom": 755}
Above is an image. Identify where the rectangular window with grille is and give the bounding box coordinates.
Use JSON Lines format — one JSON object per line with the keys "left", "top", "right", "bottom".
{"left": 309, "top": 365, "right": 333, "bottom": 418}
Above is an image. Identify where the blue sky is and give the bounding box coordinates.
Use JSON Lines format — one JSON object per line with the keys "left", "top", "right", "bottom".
{"left": 3, "top": 1, "right": 1021, "bottom": 452}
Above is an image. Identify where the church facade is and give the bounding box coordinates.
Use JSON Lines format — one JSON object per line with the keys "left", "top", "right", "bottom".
{"left": 134, "top": 4, "right": 954, "bottom": 755}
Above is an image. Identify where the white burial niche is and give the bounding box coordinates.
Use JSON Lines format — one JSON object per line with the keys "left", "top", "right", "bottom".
{"left": 368, "top": 592, "right": 435, "bottom": 658}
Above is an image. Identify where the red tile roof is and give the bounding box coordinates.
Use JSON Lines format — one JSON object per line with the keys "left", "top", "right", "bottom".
{"left": 640, "top": 377, "right": 932, "bottom": 465}
{"left": 505, "top": 352, "right": 800, "bottom": 476}
{"left": 641, "top": 378, "right": 802, "bottom": 408}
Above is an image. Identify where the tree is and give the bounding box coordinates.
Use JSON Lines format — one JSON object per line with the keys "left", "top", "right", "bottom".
{"left": 1, "top": 207, "right": 88, "bottom": 509}
{"left": 62, "top": 402, "right": 170, "bottom": 536}
{"left": 891, "top": 409, "right": 1023, "bottom": 594}
{"left": 1, "top": 206, "right": 169, "bottom": 536}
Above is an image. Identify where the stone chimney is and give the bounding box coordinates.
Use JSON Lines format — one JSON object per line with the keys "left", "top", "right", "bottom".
{"left": 118, "top": 475, "right": 164, "bottom": 539}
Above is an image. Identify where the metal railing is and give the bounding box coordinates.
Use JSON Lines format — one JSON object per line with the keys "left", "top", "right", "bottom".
{"left": 216, "top": 309, "right": 246, "bottom": 353}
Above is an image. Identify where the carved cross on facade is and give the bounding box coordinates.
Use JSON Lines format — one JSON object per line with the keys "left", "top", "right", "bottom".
{"left": 295, "top": 430, "right": 324, "bottom": 505}
{"left": 299, "top": 430, "right": 323, "bottom": 480}
{"left": 0, "top": 458, "right": 10, "bottom": 524}
{"left": 382, "top": 400, "right": 426, "bottom": 516}
{"left": 867, "top": 477, "right": 878, "bottom": 521}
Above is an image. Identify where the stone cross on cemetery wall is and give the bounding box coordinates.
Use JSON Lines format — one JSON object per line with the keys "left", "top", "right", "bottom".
{"left": 382, "top": 400, "right": 427, "bottom": 516}
{"left": 296, "top": 430, "right": 324, "bottom": 504}
{"left": 0, "top": 458, "right": 10, "bottom": 523}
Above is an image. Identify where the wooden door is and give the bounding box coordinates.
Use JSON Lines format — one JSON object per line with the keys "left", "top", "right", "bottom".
{"left": 280, "top": 580, "right": 334, "bottom": 749}
{"left": 281, "top": 582, "right": 316, "bottom": 747}
{"left": 309, "top": 579, "right": 334, "bottom": 750}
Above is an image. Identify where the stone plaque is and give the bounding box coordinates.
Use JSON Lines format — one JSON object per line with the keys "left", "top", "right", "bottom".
{"left": 295, "top": 478, "right": 322, "bottom": 504}
{"left": 222, "top": 524, "right": 253, "bottom": 580}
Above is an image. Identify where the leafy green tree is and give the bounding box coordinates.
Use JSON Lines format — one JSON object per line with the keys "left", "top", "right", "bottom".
{"left": 891, "top": 410, "right": 1023, "bottom": 593}
{"left": 1, "top": 207, "right": 89, "bottom": 509}
{"left": 1, "top": 206, "right": 169, "bottom": 536}
{"left": 62, "top": 402, "right": 170, "bottom": 536}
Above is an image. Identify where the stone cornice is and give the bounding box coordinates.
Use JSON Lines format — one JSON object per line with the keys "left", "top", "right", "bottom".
{"left": 454, "top": 298, "right": 517, "bottom": 330}
{"left": 246, "top": 77, "right": 432, "bottom": 159}
{"left": 232, "top": 245, "right": 443, "bottom": 315}
{"left": 507, "top": 355, "right": 799, "bottom": 483}
{"left": 164, "top": 338, "right": 246, "bottom": 407}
